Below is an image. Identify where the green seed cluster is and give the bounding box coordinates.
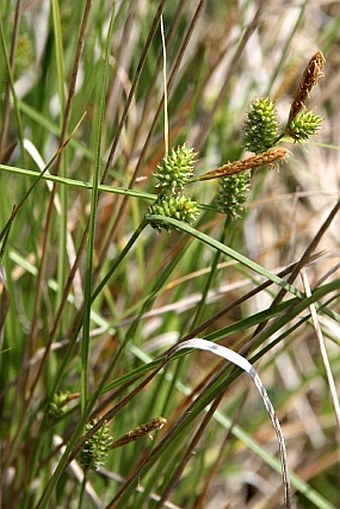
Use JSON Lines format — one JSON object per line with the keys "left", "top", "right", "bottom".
{"left": 153, "top": 144, "right": 197, "bottom": 192}
{"left": 243, "top": 98, "right": 278, "bottom": 154}
{"left": 79, "top": 421, "right": 113, "bottom": 471}
{"left": 216, "top": 172, "right": 251, "bottom": 218}
{"left": 148, "top": 144, "right": 199, "bottom": 231}
{"left": 149, "top": 194, "right": 199, "bottom": 231}
{"left": 47, "top": 391, "right": 71, "bottom": 420}
{"left": 287, "top": 111, "right": 322, "bottom": 142}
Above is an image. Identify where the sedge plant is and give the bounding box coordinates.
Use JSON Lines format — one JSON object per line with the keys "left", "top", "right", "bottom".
{"left": 0, "top": 3, "right": 339, "bottom": 509}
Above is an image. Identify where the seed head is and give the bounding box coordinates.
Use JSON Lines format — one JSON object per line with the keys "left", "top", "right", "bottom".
{"left": 216, "top": 172, "right": 251, "bottom": 218}
{"left": 79, "top": 421, "right": 113, "bottom": 471}
{"left": 287, "top": 111, "right": 322, "bottom": 142}
{"left": 153, "top": 144, "right": 197, "bottom": 192}
{"left": 243, "top": 97, "right": 279, "bottom": 154}
{"left": 47, "top": 391, "right": 80, "bottom": 420}
{"left": 287, "top": 50, "right": 325, "bottom": 125}
{"left": 148, "top": 194, "right": 199, "bottom": 231}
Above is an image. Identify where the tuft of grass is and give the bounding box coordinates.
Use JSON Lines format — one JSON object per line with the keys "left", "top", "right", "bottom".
{"left": 0, "top": 2, "right": 339, "bottom": 509}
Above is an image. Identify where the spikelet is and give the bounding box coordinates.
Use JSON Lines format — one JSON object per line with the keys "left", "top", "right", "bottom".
{"left": 111, "top": 417, "right": 167, "bottom": 449}
{"left": 148, "top": 193, "right": 199, "bottom": 231}
{"left": 197, "top": 148, "right": 288, "bottom": 182}
{"left": 216, "top": 172, "right": 251, "bottom": 218}
{"left": 287, "top": 111, "right": 322, "bottom": 142}
{"left": 153, "top": 144, "right": 197, "bottom": 192}
{"left": 243, "top": 97, "right": 279, "bottom": 154}
{"left": 287, "top": 50, "right": 325, "bottom": 125}
{"left": 48, "top": 391, "right": 80, "bottom": 420}
{"left": 79, "top": 420, "right": 113, "bottom": 471}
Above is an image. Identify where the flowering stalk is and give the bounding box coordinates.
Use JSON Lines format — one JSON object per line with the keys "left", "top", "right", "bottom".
{"left": 110, "top": 417, "right": 166, "bottom": 449}
{"left": 287, "top": 50, "right": 325, "bottom": 126}
{"left": 196, "top": 148, "right": 288, "bottom": 182}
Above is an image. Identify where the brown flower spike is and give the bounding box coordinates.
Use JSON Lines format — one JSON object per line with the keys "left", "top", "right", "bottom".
{"left": 110, "top": 417, "right": 167, "bottom": 449}
{"left": 196, "top": 148, "right": 288, "bottom": 182}
{"left": 287, "top": 50, "right": 325, "bottom": 125}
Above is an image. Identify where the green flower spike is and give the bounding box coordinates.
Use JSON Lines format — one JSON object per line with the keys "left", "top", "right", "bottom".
{"left": 48, "top": 390, "right": 80, "bottom": 420}
{"left": 79, "top": 421, "right": 113, "bottom": 471}
{"left": 287, "top": 111, "right": 322, "bottom": 142}
{"left": 153, "top": 144, "right": 197, "bottom": 192}
{"left": 244, "top": 97, "right": 279, "bottom": 154}
{"left": 148, "top": 193, "right": 199, "bottom": 231}
{"left": 216, "top": 172, "right": 251, "bottom": 218}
